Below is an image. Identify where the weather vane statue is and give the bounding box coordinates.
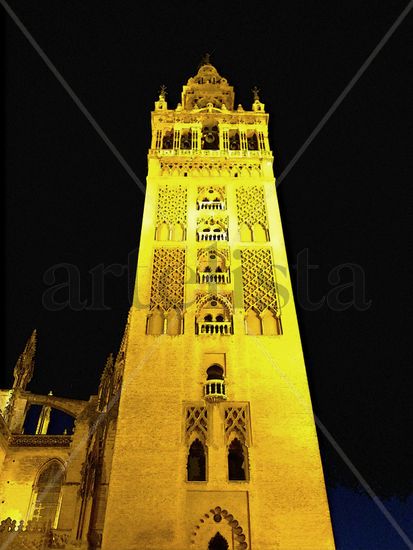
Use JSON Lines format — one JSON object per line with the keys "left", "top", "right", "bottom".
{"left": 252, "top": 86, "right": 260, "bottom": 101}
{"left": 201, "top": 52, "right": 211, "bottom": 66}
{"left": 159, "top": 84, "right": 167, "bottom": 99}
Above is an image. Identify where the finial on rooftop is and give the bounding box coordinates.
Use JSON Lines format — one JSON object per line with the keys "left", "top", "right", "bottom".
{"left": 13, "top": 329, "right": 37, "bottom": 390}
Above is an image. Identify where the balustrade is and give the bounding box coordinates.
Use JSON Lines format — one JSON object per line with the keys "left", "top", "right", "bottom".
{"left": 204, "top": 379, "right": 227, "bottom": 401}
{"left": 197, "top": 321, "right": 232, "bottom": 335}
{"left": 198, "top": 272, "right": 230, "bottom": 284}
{"left": 198, "top": 232, "right": 227, "bottom": 241}
{"left": 197, "top": 200, "right": 226, "bottom": 211}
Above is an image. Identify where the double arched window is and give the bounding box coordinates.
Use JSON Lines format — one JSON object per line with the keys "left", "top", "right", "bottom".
{"left": 197, "top": 250, "right": 229, "bottom": 284}
{"left": 146, "top": 306, "right": 182, "bottom": 336}
{"left": 245, "top": 308, "right": 282, "bottom": 336}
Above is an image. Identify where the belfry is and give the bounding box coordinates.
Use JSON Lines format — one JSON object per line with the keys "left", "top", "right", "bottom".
{"left": 102, "top": 60, "right": 336, "bottom": 549}
{"left": 0, "top": 60, "right": 336, "bottom": 550}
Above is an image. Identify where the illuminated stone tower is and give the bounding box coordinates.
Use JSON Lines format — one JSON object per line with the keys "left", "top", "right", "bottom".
{"left": 102, "top": 60, "right": 336, "bottom": 550}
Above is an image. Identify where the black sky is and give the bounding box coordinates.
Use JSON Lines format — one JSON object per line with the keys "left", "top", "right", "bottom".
{"left": 3, "top": 0, "right": 413, "bottom": 544}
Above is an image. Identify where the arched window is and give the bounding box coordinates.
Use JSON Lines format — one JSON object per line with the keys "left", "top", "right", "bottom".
{"left": 180, "top": 130, "right": 192, "bottom": 150}
{"left": 206, "top": 364, "right": 224, "bottom": 380}
{"left": 239, "top": 223, "right": 252, "bottom": 242}
{"left": 229, "top": 131, "right": 240, "bottom": 150}
{"left": 156, "top": 222, "right": 169, "bottom": 241}
{"left": 197, "top": 220, "right": 228, "bottom": 241}
{"left": 201, "top": 124, "right": 219, "bottom": 150}
{"left": 209, "top": 532, "right": 229, "bottom": 550}
{"left": 245, "top": 309, "right": 262, "bottom": 335}
{"left": 187, "top": 439, "right": 206, "bottom": 481}
{"left": 247, "top": 132, "right": 259, "bottom": 150}
{"left": 196, "top": 296, "right": 233, "bottom": 335}
{"left": 197, "top": 187, "right": 226, "bottom": 210}
{"left": 261, "top": 309, "right": 282, "bottom": 335}
{"left": 252, "top": 222, "right": 267, "bottom": 242}
{"left": 171, "top": 222, "right": 184, "bottom": 242}
{"left": 197, "top": 249, "right": 229, "bottom": 284}
{"left": 147, "top": 307, "right": 164, "bottom": 335}
{"left": 228, "top": 438, "right": 247, "bottom": 481}
{"left": 162, "top": 131, "right": 173, "bottom": 149}
{"left": 166, "top": 307, "right": 182, "bottom": 336}
{"left": 30, "top": 461, "right": 64, "bottom": 527}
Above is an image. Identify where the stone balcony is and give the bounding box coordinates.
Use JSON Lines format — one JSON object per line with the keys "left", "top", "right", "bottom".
{"left": 198, "top": 232, "right": 227, "bottom": 242}
{"left": 204, "top": 379, "right": 227, "bottom": 402}
{"left": 198, "top": 271, "right": 230, "bottom": 284}
{"left": 8, "top": 434, "right": 72, "bottom": 447}
{"left": 197, "top": 200, "right": 226, "bottom": 211}
{"left": 197, "top": 321, "right": 232, "bottom": 335}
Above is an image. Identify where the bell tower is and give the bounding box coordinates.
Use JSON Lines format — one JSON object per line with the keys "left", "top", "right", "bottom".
{"left": 102, "top": 59, "right": 336, "bottom": 550}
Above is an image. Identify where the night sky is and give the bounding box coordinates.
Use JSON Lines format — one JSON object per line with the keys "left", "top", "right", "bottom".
{"left": 3, "top": 2, "right": 413, "bottom": 548}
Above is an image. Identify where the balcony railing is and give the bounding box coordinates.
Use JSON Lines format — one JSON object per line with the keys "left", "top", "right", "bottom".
{"left": 198, "top": 272, "right": 230, "bottom": 284}
{"left": 204, "top": 379, "right": 227, "bottom": 401}
{"left": 8, "top": 434, "right": 72, "bottom": 447}
{"left": 197, "top": 322, "right": 232, "bottom": 335}
{"left": 197, "top": 200, "right": 226, "bottom": 211}
{"left": 198, "top": 232, "right": 227, "bottom": 242}
{"left": 150, "top": 148, "right": 272, "bottom": 159}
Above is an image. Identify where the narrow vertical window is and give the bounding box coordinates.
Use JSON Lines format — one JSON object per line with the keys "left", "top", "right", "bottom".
{"left": 228, "top": 438, "right": 247, "bottom": 481}
{"left": 187, "top": 439, "right": 206, "bottom": 481}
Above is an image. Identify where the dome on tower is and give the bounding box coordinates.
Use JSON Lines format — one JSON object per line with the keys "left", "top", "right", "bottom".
{"left": 181, "top": 57, "right": 235, "bottom": 111}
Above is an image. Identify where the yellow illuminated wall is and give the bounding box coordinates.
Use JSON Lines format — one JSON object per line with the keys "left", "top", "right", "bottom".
{"left": 102, "top": 61, "right": 336, "bottom": 549}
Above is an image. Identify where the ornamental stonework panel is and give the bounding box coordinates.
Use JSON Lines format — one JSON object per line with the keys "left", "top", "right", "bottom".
{"left": 156, "top": 184, "right": 187, "bottom": 226}
{"left": 185, "top": 405, "right": 208, "bottom": 442}
{"left": 149, "top": 248, "right": 186, "bottom": 312}
{"left": 240, "top": 248, "right": 279, "bottom": 315}
{"left": 224, "top": 404, "right": 250, "bottom": 444}
{"left": 236, "top": 185, "right": 268, "bottom": 229}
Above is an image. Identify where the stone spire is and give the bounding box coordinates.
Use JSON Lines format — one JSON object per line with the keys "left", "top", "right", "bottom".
{"left": 97, "top": 354, "right": 115, "bottom": 412}
{"left": 13, "top": 329, "right": 37, "bottom": 390}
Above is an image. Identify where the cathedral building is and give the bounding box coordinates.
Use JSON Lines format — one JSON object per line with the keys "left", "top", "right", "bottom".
{"left": 0, "top": 60, "right": 336, "bottom": 549}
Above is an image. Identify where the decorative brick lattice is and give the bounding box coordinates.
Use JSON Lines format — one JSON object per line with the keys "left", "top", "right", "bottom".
{"left": 185, "top": 406, "right": 208, "bottom": 442}
{"left": 236, "top": 185, "right": 268, "bottom": 229}
{"left": 156, "top": 185, "right": 187, "bottom": 225}
{"left": 240, "top": 249, "right": 279, "bottom": 315}
{"left": 224, "top": 405, "right": 249, "bottom": 443}
{"left": 160, "top": 160, "right": 262, "bottom": 178}
{"left": 150, "top": 248, "right": 186, "bottom": 312}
